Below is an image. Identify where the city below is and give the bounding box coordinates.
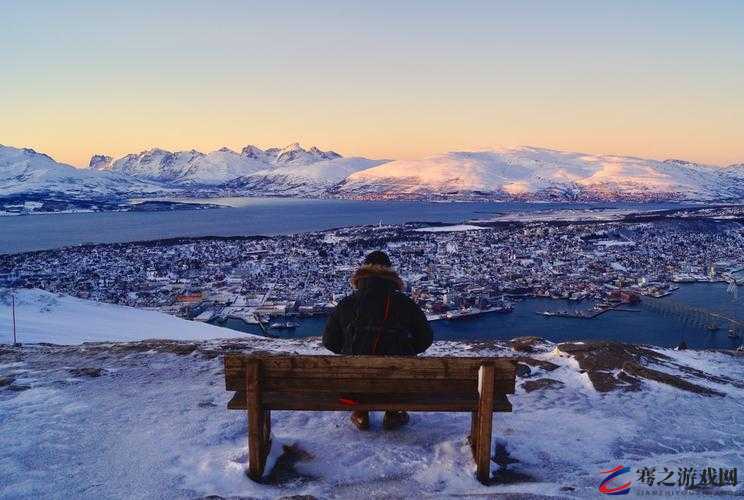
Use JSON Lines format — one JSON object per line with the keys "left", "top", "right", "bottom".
{"left": 2, "top": 205, "right": 743, "bottom": 345}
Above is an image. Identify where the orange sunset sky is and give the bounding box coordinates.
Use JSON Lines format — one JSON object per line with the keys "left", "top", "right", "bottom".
{"left": 2, "top": 1, "right": 743, "bottom": 167}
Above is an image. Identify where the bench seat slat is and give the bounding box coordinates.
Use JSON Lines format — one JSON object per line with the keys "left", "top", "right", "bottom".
{"left": 228, "top": 390, "right": 512, "bottom": 413}
{"left": 225, "top": 354, "right": 516, "bottom": 384}
{"left": 236, "top": 377, "right": 515, "bottom": 396}
{"left": 264, "top": 377, "right": 514, "bottom": 394}
{"left": 224, "top": 355, "right": 517, "bottom": 393}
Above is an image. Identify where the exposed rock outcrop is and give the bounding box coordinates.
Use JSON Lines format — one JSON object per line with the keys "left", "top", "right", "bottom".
{"left": 522, "top": 378, "right": 565, "bottom": 393}
{"left": 557, "top": 341, "right": 727, "bottom": 396}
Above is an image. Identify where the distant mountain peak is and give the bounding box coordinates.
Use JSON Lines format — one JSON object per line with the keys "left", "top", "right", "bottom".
{"left": 89, "top": 154, "right": 113, "bottom": 170}
{"left": 7, "top": 143, "right": 742, "bottom": 203}
{"left": 274, "top": 143, "right": 342, "bottom": 165}
{"left": 239, "top": 145, "right": 267, "bottom": 162}
{"left": 338, "top": 146, "right": 744, "bottom": 202}
{"left": 663, "top": 159, "right": 698, "bottom": 166}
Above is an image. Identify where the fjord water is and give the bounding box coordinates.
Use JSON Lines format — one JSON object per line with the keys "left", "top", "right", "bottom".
{"left": 0, "top": 198, "right": 678, "bottom": 254}
{"left": 2, "top": 198, "right": 739, "bottom": 348}
{"left": 221, "top": 283, "right": 743, "bottom": 349}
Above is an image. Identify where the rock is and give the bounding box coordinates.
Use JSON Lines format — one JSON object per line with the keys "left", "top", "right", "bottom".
{"left": 510, "top": 336, "right": 549, "bottom": 353}
{"left": 263, "top": 444, "right": 316, "bottom": 485}
{"left": 557, "top": 341, "right": 727, "bottom": 396}
{"left": 516, "top": 363, "right": 532, "bottom": 378}
{"left": 492, "top": 442, "right": 520, "bottom": 468}
{"left": 69, "top": 367, "right": 104, "bottom": 378}
{"left": 622, "top": 362, "right": 724, "bottom": 397}
{"left": 7, "top": 384, "right": 31, "bottom": 392}
{"left": 522, "top": 378, "right": 565, "bottom": 393}
{"left": 489, "top": 468, "right": 536, "bottom": 485}
{"left": 0, "top": 376, "right": 15, "bottom": 387}
{"left": 557, "top": 341, "right": 665, "bottom": 392}
{"left": 616, "top": 371, "right": 643, "bottom": 391}
{"left": 514, "top": 356, "right": 560, "bottom": 372}
{"left": 557, "top": 341, "right": 669, "bottom": 370}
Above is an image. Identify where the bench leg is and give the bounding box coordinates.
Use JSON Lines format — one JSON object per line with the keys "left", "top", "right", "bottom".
{"left": 469, "top": 410, "right": 478, "bottom": 458}
{"left": 245, "top": 362, "right": 272, "bottom": 481}
{"left": 263, "top": 409, "right": 272, "bottom": 466}
{"left": 475, "top": 364, "right": 495, "bottom": 484}
{"left": 247, "top": 400, "right": 264, "bottom": 480}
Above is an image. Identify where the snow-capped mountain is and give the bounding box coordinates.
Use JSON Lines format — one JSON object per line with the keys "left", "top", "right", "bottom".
{"left": 88, "top": 154, "right": 113, "bottom": 171}
{"left": 3, "top": 143, "right": 744, "bottom": 205}
{"left": 0, "top": 145, "right": 164, "bottom": 199}
{"left": 336, "top": 146, "right": 744, "bottom": 201}
{"left": 91, "top": 143, "right": 347, "bottom": 186}
{"left": 225, "top": 156, "right": 388, "bottom": 195}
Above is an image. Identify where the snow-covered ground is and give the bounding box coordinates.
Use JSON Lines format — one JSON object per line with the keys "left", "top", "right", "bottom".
{"left": 413, "top": 224, "right": 488, "bottom": 232}
{"left": 1, "top": 290, "right": 743, "bottom": 499}
{"left": 0, "top": 289, "right": 249, "bottom": 345}
{"left": 1, "top": 337, "right": 743, "bottom": 499}
{"left": 339, "top": 146, "right": 744, "bottom": 200}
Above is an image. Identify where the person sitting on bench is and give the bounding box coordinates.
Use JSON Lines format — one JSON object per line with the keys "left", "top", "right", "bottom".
{"left": 322, "top": 250, "right": 434, "bottom": 430}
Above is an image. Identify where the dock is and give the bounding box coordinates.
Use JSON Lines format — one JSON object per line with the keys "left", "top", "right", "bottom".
{"left": 538, "top": 303, "right": 641, "bottom": 319}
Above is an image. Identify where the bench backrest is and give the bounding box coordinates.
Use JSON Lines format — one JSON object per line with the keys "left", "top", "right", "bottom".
{"left": 224, "top": 354, "right": 516, "bottom": 411}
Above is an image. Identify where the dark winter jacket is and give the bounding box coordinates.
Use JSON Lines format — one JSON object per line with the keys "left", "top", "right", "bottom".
{"left": 322, "top": 264, "right": 433, "bottom": 355}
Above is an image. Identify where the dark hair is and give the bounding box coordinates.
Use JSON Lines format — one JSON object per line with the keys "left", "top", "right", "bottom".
{"left": 363, "top": 250, "right": 392, "bottom": 267}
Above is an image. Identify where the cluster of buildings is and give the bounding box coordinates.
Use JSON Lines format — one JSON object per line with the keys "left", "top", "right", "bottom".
{"left": 1, "top": 218, "right": 742, "bottom": 327}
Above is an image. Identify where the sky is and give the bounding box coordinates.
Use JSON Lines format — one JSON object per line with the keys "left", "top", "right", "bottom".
{"left": 1, "top": 0, "right": 743, "bottom": 167}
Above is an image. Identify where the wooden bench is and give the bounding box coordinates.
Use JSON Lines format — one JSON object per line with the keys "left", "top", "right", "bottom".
{"left": 224, "top": 353, "right": 516, "bottom": 484}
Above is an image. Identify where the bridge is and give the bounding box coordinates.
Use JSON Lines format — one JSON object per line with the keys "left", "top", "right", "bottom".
{"left": 641, "top": 295, "right": 742, "bottom": 335}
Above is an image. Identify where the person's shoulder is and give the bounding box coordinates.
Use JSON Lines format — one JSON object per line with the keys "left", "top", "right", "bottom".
{"left": 393, "top": 291, "right": 419, "bottom": 307}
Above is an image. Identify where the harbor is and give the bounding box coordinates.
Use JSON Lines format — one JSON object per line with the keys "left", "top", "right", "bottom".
{"left": 214, "top": 282, "right": 743, "bottom": 350}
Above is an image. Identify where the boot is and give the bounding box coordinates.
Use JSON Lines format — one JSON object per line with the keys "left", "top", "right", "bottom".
{"left": 382, "top": 410, "right": 410, "bottom": 430}
{"left": 350, "top": 411, "right": 370, "bottom": 430}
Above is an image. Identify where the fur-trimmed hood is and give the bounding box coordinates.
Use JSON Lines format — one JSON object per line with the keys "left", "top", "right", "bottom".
{"left": 350, "top": 264, "right": 404, "bottom": 291}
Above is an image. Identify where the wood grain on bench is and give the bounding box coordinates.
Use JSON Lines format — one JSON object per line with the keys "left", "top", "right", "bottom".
{"left": 224, "top": 353, "right": 516, "bottom": 484}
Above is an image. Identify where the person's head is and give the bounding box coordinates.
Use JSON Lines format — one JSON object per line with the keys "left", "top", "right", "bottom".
{"left": 363, "top": 250, "right": 392, "bottom": 268}
{"left": 352, "top": 250, "right": 403, "bottom": 290}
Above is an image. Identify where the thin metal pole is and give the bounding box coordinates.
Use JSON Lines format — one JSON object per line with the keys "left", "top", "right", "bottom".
{"left": 12, "top": 292, "right": 17, "bottom": 345}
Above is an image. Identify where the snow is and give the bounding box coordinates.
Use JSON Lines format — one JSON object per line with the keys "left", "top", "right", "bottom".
{"left": 96, "top": 143, "right": 355, "bottom": 186}
{"left": 5, "top": 143, "right": 744, "bottom": 202}
{"left": 414, "top": 224, "right": 488, "bottom": 232}
{"left": 0, "top": 335, "right": 742, "bottom": 499}
{"left": 594, "top": 240, "right": 637, "bottom": 247}
{"left": 257, "top": 157, "right": 386, "bottom": 184}
{"left": 0, "top": 289, "right": 251, "bottom": 345}
{"left": 0, "top": 290, "right": 743, "bottom": 497}
{"left": 340, "top": 146, "right": 744, "bottom": 200}
{"left": 0, "top": 145, "right": 168, "bottom": 199}
{"left": 239, "top": 157, "right": 388, "bottom": 195}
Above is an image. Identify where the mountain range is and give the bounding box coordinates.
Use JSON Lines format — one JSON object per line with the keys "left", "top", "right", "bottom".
{"left": 2, "top": 143, "right": 744, "bottom": 207}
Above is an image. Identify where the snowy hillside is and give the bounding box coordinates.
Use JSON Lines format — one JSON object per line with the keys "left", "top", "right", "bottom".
{"left": 0, "top": 289, "right": 249, "bottom": 344}
{"left": 225, "top": 156, "right": 388, "bottom": 195}
{"left": 1, "top": 329, "right": 742, "bottom": 498}
{"left": 91, "top": 143, "right": 352, "bottom": 187}
{"left": 5, "top": 143, "right": 744, "bottom": 204}
{"left": 93, "top": 147, "right": 269, "bottom": 185}
{"left": 338, "top": 146, "right": 744, "bottom": 201}
{"left": 0, "top": 145, "right": 164, "bottom": 200}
